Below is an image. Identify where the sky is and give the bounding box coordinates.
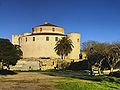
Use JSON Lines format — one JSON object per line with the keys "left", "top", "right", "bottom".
{"left": 0, "top": 0, "right": 120, "bottom": 44}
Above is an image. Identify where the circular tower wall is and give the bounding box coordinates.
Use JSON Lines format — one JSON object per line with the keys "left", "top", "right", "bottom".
{"left": 67, "top": 33, "right": 80, "bottom": 59}
{"left": 32, "top": 22, "right": 64, "bottom": 35}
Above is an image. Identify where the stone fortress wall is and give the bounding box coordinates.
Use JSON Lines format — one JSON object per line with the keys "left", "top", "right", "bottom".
{"left": 11, "top": 22, "right": 81, "bottom": 70}
{"left": 10, "top": 58, "right": 81, "bottom": 71}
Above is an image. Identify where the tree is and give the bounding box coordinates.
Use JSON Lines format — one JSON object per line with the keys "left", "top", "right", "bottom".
{"left": 90, "top": 43, "right": 109, "bottom": 75}
{"left": 82, "top": 41, "right": 100, "bottom": 75}
{"left": 0, "top": 38, "right": 23, "bottom": 70}
{"left": 54, "top": 37, "right": 74, "bottom": 59}
{"left": 106, "top": 42, "right": 120, "bottom": 73}
{"left": 82, "top": 40, "right": 120, "bottom": 75}
{"left": 82, "top": 41, "right": 110, "bottom": 75}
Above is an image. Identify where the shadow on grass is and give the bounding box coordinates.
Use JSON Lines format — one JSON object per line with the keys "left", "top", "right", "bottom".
{"left": 0, "top": 70, "right": 17, "bottom": 75}
{"left": 41, "top": 71, "right": 120, "bottom": 84}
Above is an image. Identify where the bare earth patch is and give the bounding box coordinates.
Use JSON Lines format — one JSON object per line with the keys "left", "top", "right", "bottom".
{"left": 0, "top": 71, "right": 91, "bottom": 90}
{"left": 0, "top": 72, "right": 63, "bottom": 90}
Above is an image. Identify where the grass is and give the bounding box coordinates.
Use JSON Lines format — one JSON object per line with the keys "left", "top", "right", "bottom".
{"left": 14, "top": 70, "right": 120, "bottom": 90}
{"left": 0, "top": 70, "right": 120, "bottom": 90}
{"left": 57, "top": 81, "right": 120, "bottom": 90}
{"left": 56, "top": 75, "right": 120, "bottom": 90}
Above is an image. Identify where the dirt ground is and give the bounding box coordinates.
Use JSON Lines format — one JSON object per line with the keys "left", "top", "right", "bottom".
{"left": 0, "top": 72, "right": 64, "bottom": 90}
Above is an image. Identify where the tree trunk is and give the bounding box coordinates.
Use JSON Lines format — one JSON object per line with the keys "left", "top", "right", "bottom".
{"left": 1, "top": 61, "right": 4, "bottom": 70}
{"left": 98, "top": 59, "right": 104, "bottom": 75}
{"left": 63, "top": 55, "right": 65, "bottom": 60}
{"left": 61, "top": 55, "right": 63, "bottom": 59}
{"left": 90, "top": 66, "right": 93, "bottom": 75}
{"left": 7, "top": 65, "right": 10, "bottom": 70}
{"left": 88, "top": 61, "right": 93, "bottom": 75}
{"left": 110, "top": 67, "right": 113, "bottom": 73}
{"left": 98, "top": 67, "right": 102, "bottom": 75}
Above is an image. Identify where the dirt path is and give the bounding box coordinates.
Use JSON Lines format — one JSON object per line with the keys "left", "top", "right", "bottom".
{"left": 0, "top": 72, "right": 63, "bottom": 90}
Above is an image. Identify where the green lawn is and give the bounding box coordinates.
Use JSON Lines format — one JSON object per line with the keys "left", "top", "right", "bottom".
{"left": 12, "top": 70, "right": 120, "bottom": 90}
{"left": 0, "top": 70, "right": 120, "bottom": 90}
{"left": 57, "top": 81, "right": 120, "bottom": 90}
{"left": 56, "top": 76, "right": 120, "bottom": 90}
{"left": 56, "top": 78, "right": 120, "bottom": 90}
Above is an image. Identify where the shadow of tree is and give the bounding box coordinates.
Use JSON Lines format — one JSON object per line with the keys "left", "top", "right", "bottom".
{"left": 41, "top": 71, "right": 120, "bottom": 84}
{"left": 67, "top": 60, "right": 89, "bottom": 70}
{"left": 0, "top": 70, "right": 17, "bottom": 75}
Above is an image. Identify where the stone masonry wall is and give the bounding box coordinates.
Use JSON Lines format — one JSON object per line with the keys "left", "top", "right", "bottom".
{"left": 10, "top": 58, "right": 80, "bottom": 71}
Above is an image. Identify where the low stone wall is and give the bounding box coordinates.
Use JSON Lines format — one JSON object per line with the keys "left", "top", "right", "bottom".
{"left": 10, "top": 58, "right": 80, "bottom": 71}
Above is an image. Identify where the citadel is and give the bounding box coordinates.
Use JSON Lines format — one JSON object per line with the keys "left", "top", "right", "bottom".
{"left": 11, "top": 22, "right": 81, "bottom": 70}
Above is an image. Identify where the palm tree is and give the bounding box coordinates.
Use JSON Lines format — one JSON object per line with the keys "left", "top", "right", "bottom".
{"left": 54, "top": 37, "right": 74, "bottom": 59}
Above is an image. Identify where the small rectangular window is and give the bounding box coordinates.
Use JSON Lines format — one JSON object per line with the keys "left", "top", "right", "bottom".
{"left": 55, "top": 37, "right": 58, "bottom": 41}
{"left": 40, "top": 28, "right": 42, "bottom": 32}
{"left": 53, "top": 62, "right": 54, "bottom": 65}
{"left": 52, "top": 28, "right": 55, "bottom": 32}
{"left": 26, "top": 37, "right": 27, "bottom": 42}
{"left": 33, "top": 37, "right": 35, "bottom": 41}
{"left": 46, "top": 37, "right": 49, "bottom": 41}
{"left": 77, "top": 39, "right": 79, "bottom": 42}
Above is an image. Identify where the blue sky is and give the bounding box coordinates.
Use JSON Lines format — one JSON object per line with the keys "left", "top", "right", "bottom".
{"left": 0, "top": 0, "right": 120, "bottom": 43}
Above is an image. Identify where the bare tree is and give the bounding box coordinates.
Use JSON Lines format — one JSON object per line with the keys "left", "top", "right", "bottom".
{"left": 82, "top": 40, "right": 120, "bottom": 75}
{"left": 106, "top": 42, "right": 120, "bottom": 73}
{"left": 82, "top": 41, "right": 110, "bottom": 75}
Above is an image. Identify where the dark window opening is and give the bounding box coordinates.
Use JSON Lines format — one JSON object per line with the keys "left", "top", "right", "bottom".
{"left": 26, "top": 37, "right": 27, "bottom": 42}
{"left": 33, "top": 37, "right": 35, "bottom": 41}
{"left": 52, "top": 28, "right": 55, "bottom": 32}
{"left": 46, "top": 37, "right": 49, "bottom": 41}
{"left": 77, "top": 39, "right": 79, "bottom": 42}
{"left": 53, "top": 62, "right": 54, "bottom": 65}
{"left": 55, "top": 37, "right": 58, "bottom": 41}
{"left": 40, "top": 28, "right": 42, "bottom": 32}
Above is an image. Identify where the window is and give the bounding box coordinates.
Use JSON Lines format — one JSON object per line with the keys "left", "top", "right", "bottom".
{"left": 77, "top": 39, "right": 79, "bottom": 42}
{"left": 26, "top": 37, "right": 27, "bottom": 42}
{"left": 55, "top": 37, "right": 58, "bottom": 41}
{"left": 53, "top": 62, "right": 54, "bottom": 65}
{"left": 33, "top": 37, "right": 35, "bottom": 41}
{"left": 46, "top": 37, "right": 49, "bottom": 41}
{"left": 40, "top": 28, "right": 42, "bottom": 32}
{"left": 52, "top": 28, "right": 55, "bottom": 32}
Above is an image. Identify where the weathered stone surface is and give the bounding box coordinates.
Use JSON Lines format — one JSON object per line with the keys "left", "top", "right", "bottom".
{"left": 10, "top": 58, "right": 80, "bottom": 71}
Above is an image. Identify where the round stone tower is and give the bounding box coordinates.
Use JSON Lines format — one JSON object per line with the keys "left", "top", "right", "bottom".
{"left": 67, "top": 33, "right": 80, "bottom": 59}
{"left": 19, "top": 22, "right": 65, "bottom": 58}
{"left": 32, "top": 22, "right": 64, "bottom": 35}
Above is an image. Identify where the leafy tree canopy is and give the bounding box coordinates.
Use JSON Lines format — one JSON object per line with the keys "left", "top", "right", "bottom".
{"left": 0, "top": 38, "right": 23, "bottom": 69}
{"left": 82, "top": 40, "right": 120, "bottom": 75}
{"left": 54, "top": 37, "right": 74, "bottom": 59}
